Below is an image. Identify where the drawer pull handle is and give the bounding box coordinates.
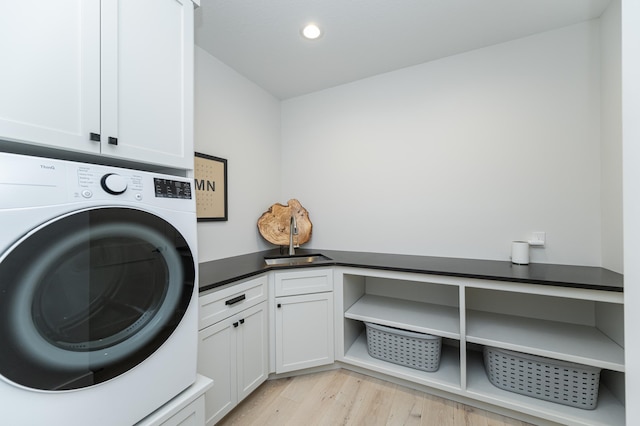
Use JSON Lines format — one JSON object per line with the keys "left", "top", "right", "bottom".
{"left": 239, "top": 319, "right": 245, "bottom": 325}
{"left": 233, "top": 322, "right": 239, "bottom": 328}
{"left": 225, "top": 294, "right": 246, "bottom": 306}
{"left": 277, "top": 303, "right": 282, "bottom": 308}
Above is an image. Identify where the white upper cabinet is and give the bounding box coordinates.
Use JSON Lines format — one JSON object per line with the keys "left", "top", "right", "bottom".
{"left": 100, "top": 0, "right": 194, "bottom": 169}
{"left": 0, "top": 1, "right": 101, "bottom": 154}
{"left": 0, "top": 0, "right": 194, "bottom": 170}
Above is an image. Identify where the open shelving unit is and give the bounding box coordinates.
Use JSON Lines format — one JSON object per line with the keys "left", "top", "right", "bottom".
{"left": 336, "top": 267, "right": 626, "bottom": 426}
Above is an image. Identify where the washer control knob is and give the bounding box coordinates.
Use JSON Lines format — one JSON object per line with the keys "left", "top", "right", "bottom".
{"left": 101, "top": 173, "right": 128, "bottom": 195}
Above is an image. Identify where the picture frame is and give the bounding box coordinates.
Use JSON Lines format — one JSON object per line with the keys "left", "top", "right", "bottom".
{"left": 194, "top": 152, "right": 228, "bottom": 221}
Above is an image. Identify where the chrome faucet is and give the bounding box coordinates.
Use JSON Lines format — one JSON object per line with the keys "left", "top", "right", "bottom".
{"left": 289, "top": 214, "right": 298, "bottom": 255}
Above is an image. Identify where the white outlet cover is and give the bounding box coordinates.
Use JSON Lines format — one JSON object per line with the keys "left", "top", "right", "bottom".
{"left": 529, "top": 232, "right": 546, "bottom": 246}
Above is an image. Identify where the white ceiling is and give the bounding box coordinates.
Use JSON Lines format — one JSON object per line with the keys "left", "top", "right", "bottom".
{"left": 194, "top": 0, "right": 611, "bottom": 100}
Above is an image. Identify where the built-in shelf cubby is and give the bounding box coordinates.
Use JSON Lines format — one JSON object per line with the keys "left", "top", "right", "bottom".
{"left": 335, "top": 267, "right": 625, "bottom": 426}
{"left": 465, "top": 287, "right": 625, "bottom": 371}
{"left": 340, "top": 271, "right": 463, "bottom": 393}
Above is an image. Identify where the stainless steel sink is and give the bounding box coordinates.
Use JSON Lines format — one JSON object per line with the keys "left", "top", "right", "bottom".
{"left": 264, "top": 254, "right": 332, "bottom": 266}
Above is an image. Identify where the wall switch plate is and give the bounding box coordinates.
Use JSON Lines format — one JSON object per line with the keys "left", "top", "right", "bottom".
{"left": 529, "top": 232, "right": 546, "bottom": 247}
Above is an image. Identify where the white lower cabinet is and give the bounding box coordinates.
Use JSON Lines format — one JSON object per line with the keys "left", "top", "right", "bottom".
{"left": 275, "top": 292, "right": 334, "bottom": 373}
{"left": 273, "top": 268, "right": 334, "bottom": 374}
{"left": 197, "top": 277, "right": 268, "bottom": 426}
{"left": 236, "top": 303, "right": 269, "bottom": 401}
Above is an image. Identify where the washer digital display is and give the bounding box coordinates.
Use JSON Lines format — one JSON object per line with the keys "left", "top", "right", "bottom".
{"left": 154, "top": 178, "right": 192, "bottom": 199}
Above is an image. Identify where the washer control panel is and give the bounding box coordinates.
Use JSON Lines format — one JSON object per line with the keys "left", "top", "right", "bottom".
{"left": 76, "top": 167, "right": 144, "bottom": 201}
{"left": 0, "top": 151, "right": 194, "bottom": 210}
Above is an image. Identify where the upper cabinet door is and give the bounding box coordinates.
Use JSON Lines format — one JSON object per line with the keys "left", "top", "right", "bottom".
{"left": 100, "top": 0, "right": 194, "bottom": 170}
{"left": 0, "top": 1, "right": 101, "bottom": 153}
{"left": 0, "top": 0, "right": 194, "bottom": 170}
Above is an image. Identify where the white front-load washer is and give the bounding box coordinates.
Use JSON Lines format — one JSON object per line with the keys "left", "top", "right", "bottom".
{"left": 0, "top": 152, "right": 199, "bottom": 426}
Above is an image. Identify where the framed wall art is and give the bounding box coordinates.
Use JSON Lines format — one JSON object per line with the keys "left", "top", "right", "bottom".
{"left": 194, "top": 152, "right": 228, "bottom": 221}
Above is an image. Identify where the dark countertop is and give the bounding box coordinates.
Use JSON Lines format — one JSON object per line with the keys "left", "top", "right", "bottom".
{"left": 198, "top": 248, "right": 624, "bottom": 294}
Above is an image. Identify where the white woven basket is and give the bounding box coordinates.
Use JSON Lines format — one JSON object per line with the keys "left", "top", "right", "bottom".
{"left": 483, "top": 346, "right": 601, "bottom": 410}
{"left": 364, "top": 322, "right": 441, "bottom": 372}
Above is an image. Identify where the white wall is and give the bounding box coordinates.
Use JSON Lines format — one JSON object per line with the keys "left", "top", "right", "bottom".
{"left": 281, "top": 22, "right": 603, "bottom": 266}
{"left": 195, "top": 46, "right": 281, "bottom": 261}
{"left": 622, "top": 0, "right": 640, "bottom": 422}
{"left": 600, "top": 0, "right": 623, "bottom": 274}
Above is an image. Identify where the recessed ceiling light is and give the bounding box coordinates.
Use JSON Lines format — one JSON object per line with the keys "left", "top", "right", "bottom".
{"left": 301, "top": 23, "right": 322, "bottom": 40}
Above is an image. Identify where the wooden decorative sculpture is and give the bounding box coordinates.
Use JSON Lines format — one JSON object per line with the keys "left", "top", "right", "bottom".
{"left": 257, "top": 199, "right": 312, "bottom": 246}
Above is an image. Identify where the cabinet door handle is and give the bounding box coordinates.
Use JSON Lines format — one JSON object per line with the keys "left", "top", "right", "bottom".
{"left": 233, "top": 321, "right": 239, "bottom": 328}
{"left": 225, "top": 294, "right": 246, "bottom": 306}
{"left": 89, "top": 132, "right": 101, "bottom": 142}
{"left": 239, "top": 318, "right": 245, "bottom": 325}
{"left": 277, "top": 303, "right": 282, "bottom": 308}
{"left": 108, "top": 136, "right": 118, "bottom": 145}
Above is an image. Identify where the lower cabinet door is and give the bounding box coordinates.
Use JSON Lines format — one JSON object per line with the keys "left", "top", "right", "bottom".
{"left": 197, "top": 301, "right": 268, "bottom": 426}
{"left": 197, "top": 318, "right": 237, "bottom": 426}
{"left": 275, "top": 292, "right": 334, "bottom": 374}
{"left": 237, "top": 302, "right": 269, "bottom": 401}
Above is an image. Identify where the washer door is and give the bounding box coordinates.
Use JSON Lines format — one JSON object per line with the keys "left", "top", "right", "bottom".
{"left": 0, "top": 207, "right": 195, "bottom": 391}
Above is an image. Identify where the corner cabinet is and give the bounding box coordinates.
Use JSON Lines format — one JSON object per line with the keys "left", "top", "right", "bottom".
{"left": 0, "top": 0, "right": 194, "bottom": 170}
{"left": 335, "top": 267, "right": 625, "bottom": 426}
{"left": 273, "top": 268, "right": 334, "bottom": 374}
{"left": 197, "top": 276, "right": 268, "bottom": 426}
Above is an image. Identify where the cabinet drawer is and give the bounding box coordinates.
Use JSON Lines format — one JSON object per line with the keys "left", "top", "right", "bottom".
{"left": 274, "top": 268, "right": 333, "bottom": 297}
{"left": 199, "top": 275, "right": 267, "bottom": 330}
{"left": 155, "top": 396, "right": 205, "bottom": 426}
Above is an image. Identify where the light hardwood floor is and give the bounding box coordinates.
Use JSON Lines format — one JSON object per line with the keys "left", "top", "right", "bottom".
{"left": 217, "top": 369, "right": 536, "bottom": 426}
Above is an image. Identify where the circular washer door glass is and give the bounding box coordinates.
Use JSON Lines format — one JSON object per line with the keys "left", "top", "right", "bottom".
{"left": 0, "top": 207, "right": 195, "bottom": 390}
